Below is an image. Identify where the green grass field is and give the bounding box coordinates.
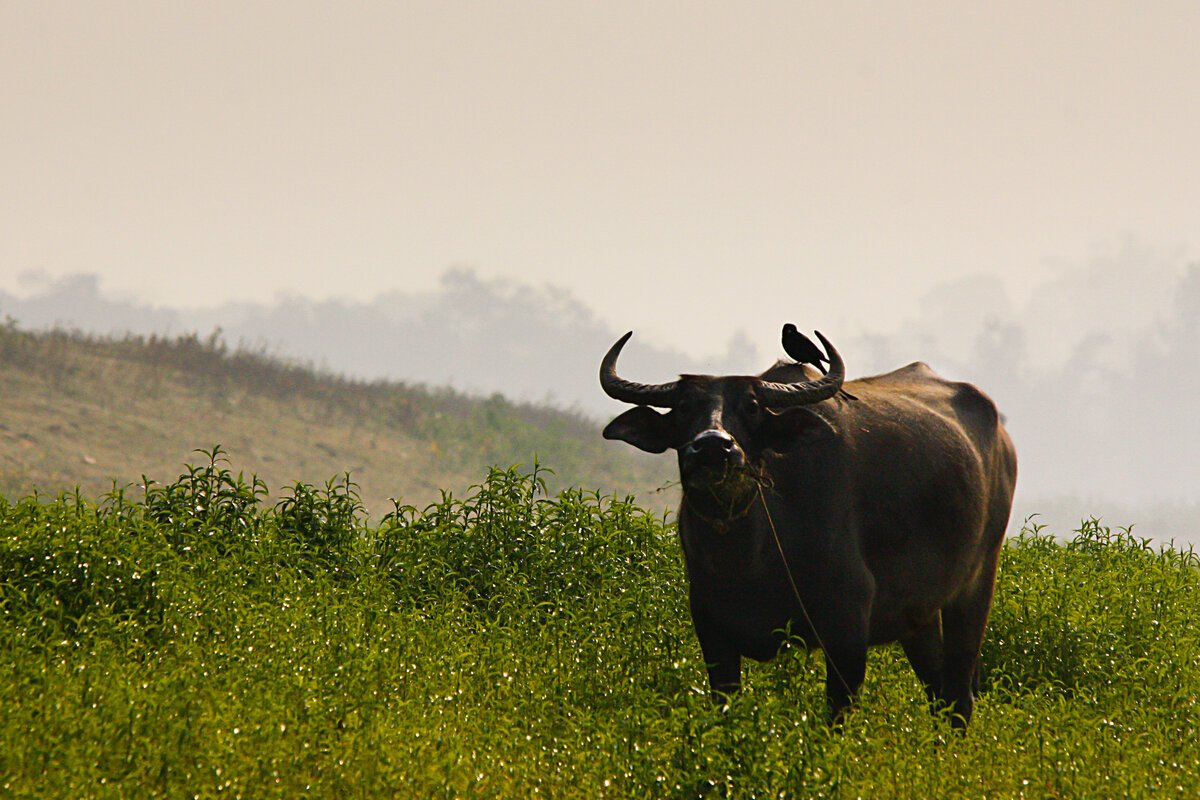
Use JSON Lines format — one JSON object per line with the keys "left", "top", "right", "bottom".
{"left": 2, "top": 451, "right": 1198, "bottom": 798}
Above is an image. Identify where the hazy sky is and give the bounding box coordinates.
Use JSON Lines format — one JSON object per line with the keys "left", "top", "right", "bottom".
{"left": 3, "top": 2, "right": 1198, "bottom": 357}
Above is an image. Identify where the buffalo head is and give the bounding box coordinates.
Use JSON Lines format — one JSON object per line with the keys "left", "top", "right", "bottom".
{"left": 600, "top": 328, "right": 844, "bottom": 517}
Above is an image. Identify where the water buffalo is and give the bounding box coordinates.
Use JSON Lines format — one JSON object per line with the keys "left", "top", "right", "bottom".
{"left": 600, "top": 326, "right": 1017, "bottom": 728}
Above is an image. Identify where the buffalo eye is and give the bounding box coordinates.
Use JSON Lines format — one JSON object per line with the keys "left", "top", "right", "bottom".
{"left": 742, "top": 396, "right": 761, "bottom": 419}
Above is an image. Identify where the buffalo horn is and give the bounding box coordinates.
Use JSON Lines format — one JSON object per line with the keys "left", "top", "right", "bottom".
{"left": 758, "top": 330, "right": 845, "bottom": 406}
{"left": 599, "top": 331, "right": 680, "bottom": 407}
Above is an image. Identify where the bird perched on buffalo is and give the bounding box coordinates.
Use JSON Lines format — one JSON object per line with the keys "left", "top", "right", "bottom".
{"left": 782, "top": 323, "right": 829, "bottom": 373}
{"left": 783, "top": 323, "right": 857, "bottom": 400}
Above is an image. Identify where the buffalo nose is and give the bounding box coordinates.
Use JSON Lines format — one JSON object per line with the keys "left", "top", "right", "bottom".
{"left": 685, "top": 430, "right": 736, "bottom": 457}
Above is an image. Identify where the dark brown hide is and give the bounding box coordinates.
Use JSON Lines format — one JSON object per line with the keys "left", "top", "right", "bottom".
{"left": 601, "top": 332, "right": 1017, "bottom": 729}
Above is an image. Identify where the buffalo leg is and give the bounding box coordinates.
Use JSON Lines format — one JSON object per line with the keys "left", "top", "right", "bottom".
{"left": 940, "top": 541, "right": 1003, "bottom": 730}
{"left": 821, "top": 616, "right": 868, "bottom": 723}
{"left": 900, "top": 613, "right": 945, "bottom": 707}
{"left": 703, "top": 648, "right": 742, "bottom": 705}
{"left": 823, "top": 644, "right": 867, "bottom": 723}
{"left": 690, "top": 607, "right": 742, "bottom": 703}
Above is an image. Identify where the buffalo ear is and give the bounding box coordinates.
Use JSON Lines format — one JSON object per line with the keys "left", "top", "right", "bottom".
{"left": 603, "top": 406, "right": 675, "bottom": 454}
{"left": 761, "top": 406, "right": 837, "bottom": 453}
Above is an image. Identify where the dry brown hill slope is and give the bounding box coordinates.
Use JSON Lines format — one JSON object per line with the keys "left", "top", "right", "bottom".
{"left": 0, "top": 324, "right": 675, "bottom": 515}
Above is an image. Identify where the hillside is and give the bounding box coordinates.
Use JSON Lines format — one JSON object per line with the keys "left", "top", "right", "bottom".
{"left": 0, "top": 322, "right": 675, "bottom": 515}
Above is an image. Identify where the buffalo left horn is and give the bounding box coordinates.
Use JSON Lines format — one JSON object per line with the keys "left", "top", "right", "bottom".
{"left": 599, "top": 331, "right": 681, "bottom": 407}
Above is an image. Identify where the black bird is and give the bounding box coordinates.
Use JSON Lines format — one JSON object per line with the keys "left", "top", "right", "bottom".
{"left": 781, "top": 323, "right": 829, "bottom": 374}
{"left": 781, "top": 323, "right": 858, "bottom": 400}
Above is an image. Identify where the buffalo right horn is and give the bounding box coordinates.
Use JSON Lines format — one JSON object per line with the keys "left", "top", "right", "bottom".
{"left": 758, "top": 330, "right": 845, "bottom": 407}
{"left": 599, "top": 331, "right": 681, "bottom": 407}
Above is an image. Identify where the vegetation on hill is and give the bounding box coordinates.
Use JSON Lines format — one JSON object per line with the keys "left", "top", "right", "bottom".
{"left": 0, "top": 321, "right": 673, "bottom": 514}
{"left": 1, "top": 454, "right": 1198, "bottom": 798}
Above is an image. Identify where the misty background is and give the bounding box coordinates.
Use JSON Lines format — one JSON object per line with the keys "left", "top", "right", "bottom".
{"left": 3, "top": 236, "right": 1198, "bottom": 543}
{"left": 3, "top": 4, "right": 1199, "bottom": 541}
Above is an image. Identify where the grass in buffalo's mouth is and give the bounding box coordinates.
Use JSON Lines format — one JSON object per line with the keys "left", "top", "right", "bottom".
{"left": 1, "top": 450, "right": 1198, "bottom": 798}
